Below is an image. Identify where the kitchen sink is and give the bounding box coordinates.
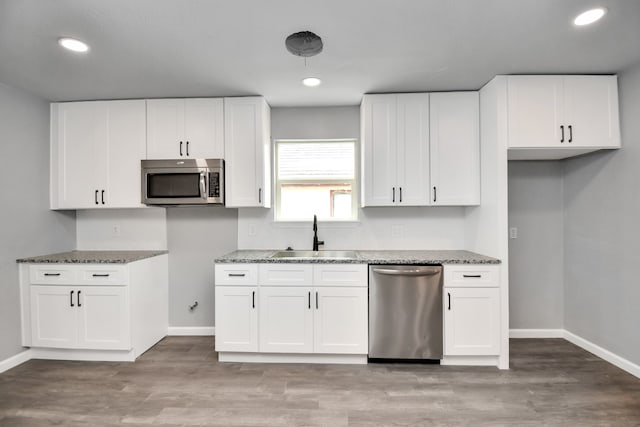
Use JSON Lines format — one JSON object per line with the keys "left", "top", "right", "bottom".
{"left": 270, "top": 250, "right": 359, "bottom": 260}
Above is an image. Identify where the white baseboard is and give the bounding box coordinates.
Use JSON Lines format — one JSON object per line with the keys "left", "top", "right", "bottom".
{"left": 167, "top": 326, "right": 215, "bottom": 336}
{"left": 0, "top": 349, "right": 32, "bottom": 374}
{"left": 563, "top": 330, "right": 640, "bottom": 379}
{"left": 509, "top": 328, "right": 565, "bottom": 338}
{"left": 510, "top": 328, "right": 639, "bottom": 379}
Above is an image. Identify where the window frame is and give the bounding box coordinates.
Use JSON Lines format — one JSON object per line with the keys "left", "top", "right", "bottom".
{"left": 273, "top": 138, "right": 359, "bottom": 223}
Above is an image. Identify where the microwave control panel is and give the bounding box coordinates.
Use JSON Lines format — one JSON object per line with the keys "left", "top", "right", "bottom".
{"left": 209, "top": 172, "right": 220, "bottom": 198}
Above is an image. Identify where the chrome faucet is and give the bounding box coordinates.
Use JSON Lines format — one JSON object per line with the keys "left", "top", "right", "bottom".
{"left": 312, "top": 214, "right": 324, "bottom": 251}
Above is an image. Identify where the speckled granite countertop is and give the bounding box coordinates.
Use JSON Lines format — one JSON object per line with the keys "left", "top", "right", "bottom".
{"left": 17, "top": 250, "right": 168, "bottom": 264}
{"left": 214, "top": 250, "right": 500, "bottom": 264}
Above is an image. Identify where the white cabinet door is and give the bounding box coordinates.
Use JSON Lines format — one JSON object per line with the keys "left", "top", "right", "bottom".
{"left": 184, "top": 98, "right": 224, "bottom": 158}
{"left": 53, "top": 102, "right": 107, "bottom": 209}
{"left": 259, "top": 286, "right": 313, "bottom": 353}
{"left": 507, "top": 76, "right": 564, "bottom": 148}
{"left": 429, "top": 92, "right": 480, "bottom": 205}
{"left": 215, "top": 286, "right": 258, "bottom": 352}
{"left": 51, "top": 100, "right": 146, "bottom": 209}
{"left": 444, "top": 287, "right": 500, "bottom": 356}
{"left": 30, "top": 285, "right": 77, "bottom": 348}
{"left": 77, "top": 286, "right": 130, "bottom": 350}
{"left": 146, "top": 99, "right": 185, "bottom": 159}
{"left": 361, "top": 94, "right": 398, "bottom": 206}
{"left": 147, "top": 98, "right": 224, "bottom": 159}
{"left": 396, "top": 93, "right": 430, "bottom": 206}
{"left": 104, "top": 100, "right": 146, "bottom": 208}
{"left": 313, "top": 287, "right": 368, "bottom": 354}
{"left": 224, "top": 97, "right": 271, "bottom": 207}
{"left": 564, "top": 76, "right": 620, "bottom": 148}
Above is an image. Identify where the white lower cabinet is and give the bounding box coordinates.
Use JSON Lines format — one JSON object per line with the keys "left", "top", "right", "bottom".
{"left": 30, "top": 285, "right": 130, "bottom": 350}
{"left": 443, "top": 265, "right": 501, "bottom": 357}
{"left": 214, "top": 286, "right": 258, "bottom": 352}
{"left": 20, "top": 255, "right": 169, "bottom": 361}
{"left": 214, "top": 263, "right": 368, "bottom": 361}
{"left": 259, "top": 286, "right": 314, "bottom": 353}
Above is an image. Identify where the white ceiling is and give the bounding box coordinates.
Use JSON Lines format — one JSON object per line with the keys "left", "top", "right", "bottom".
{"left": 1, "top": 0, "right": 639, "bottom": 107}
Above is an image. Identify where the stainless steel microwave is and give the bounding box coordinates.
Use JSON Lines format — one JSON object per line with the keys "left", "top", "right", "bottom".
{"left": 141, "top": 159, "right": 224, "bottom": 205}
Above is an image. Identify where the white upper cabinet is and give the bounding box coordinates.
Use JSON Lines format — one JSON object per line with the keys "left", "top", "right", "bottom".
{"left": 146, "top": 98, "right": 224, "bottom": 159}
{"left": 50, "top": 100, "right": 146, "bottom": 209}
{"left": 361, "top": 93, "right": 430, "bottom": 206}
{"left": 224, "top": 97, "right": 271, "bottom": 208}
{"left": 429, "top": 92, "right": 480, "bottom": 205}
{"left": 507, "top": 75, "right": 620, "bottom": 159}
{"left": 361, "top": 92, "right": 480, "bottom": 207}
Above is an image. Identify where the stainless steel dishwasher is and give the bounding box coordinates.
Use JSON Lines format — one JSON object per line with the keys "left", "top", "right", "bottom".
{"left": 368, "top": 265, "right": 443, "bottom": 361}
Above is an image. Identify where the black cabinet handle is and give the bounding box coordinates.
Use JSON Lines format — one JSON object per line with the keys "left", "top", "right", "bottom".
{"left": 92, "top": 273, "right": 110, "bottom": 277}
{"left": 44, "top": 273, "right": 61, "bottom": 277}
{"left": 399, "top": 187, "right": 402, "bottom": 203}
{"left": 186, "top": 141, "right": 190, "bottom": 156}
{"left": 95, "top": 190, "right": 99, "bottom": 205}
{"left": 308, "top": 291, "right": 311, "bottom": 309}
{"left": 315, "top": 291, "right": 319, "bottom": 309}
{"left": 101, "top": 190, "right": 105, "bottom": 205}
{"left": 70, "top": 290, "right": 75, "bottom": 307}
{"left": 77, "top": 290, "right": 81, "bottom": 307}
{"left": 258, "top": 188, "right": 262, "bottom": 204}
{"left": 568, "top": 125, "right": 573, "bottom": 143}
{"left": 179, "top": 141, "right": 183, "bottom": 156}
{"left": 433, "top": 186, "right": 437, "bottom": 203}
{"left": 463, "top": 274, "right": 482, "bottom": 278}
{"left": 228, "top": 273, "right": 246, "bottom": 277}
{"left": 560, "top": 125, "right": 565, "bottom": 143}
{"left": 447, "top": 292, "right": 451, "bottom": 311}
{"left": 252, "top": 291, "right": 255, "bottom": 309}
{"left": 392, "top": 187, "right": 395, "bottom": 203}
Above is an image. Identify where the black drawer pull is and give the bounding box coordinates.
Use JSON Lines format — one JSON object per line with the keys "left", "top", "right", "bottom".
{"left": 44, "top": 273, "right": 61, "bottom": 277}
{"left": 463, "top": 274, "right": 482, "bottom": 278}
{"left": 447, "top": 292, "right": 451, "bottom": 310}
{"left": 308, "top": 291, "right": 311, "bottom": 309}
{"left": 77, "top": 290, "right": 81, "bottom": 307}
{"left": 92, "top": 273, "right": 110, "bottom": 277}
{"left": 228, "top": 273, "right": 246, "bottom": 277}
{"left": 252, "top": 291, "right": 255, "bottom": 309}
{"left": 315, "top": 291, "right": 319, "bottom": 309}
{"left": 70, "top": 290, "right": 75, "bottom": 307}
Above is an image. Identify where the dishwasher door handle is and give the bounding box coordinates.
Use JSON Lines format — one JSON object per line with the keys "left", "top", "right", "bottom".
{"left": 371, "top": 267, "right": 441, "bottom": 276}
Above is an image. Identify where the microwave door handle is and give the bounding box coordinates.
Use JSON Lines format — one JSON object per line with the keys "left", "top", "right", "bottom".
{"left": 200, "top": 173, "right": 207, "bottom": 198}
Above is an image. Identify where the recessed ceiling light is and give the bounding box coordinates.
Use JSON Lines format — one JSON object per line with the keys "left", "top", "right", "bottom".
{"left": 302, "top": 77, "right": 321, "bottom": 87}
{"left": 573, "top": 7, "right": 607, "bottom": 26}
{"left": 58, "top": 37, "right": 89, "bottom": 53}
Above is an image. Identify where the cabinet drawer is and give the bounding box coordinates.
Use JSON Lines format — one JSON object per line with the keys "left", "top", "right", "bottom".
{"left": 443, "top": 265, "right": 500, "bottom": 288}
{"left": 313, "top": 264, "right": 367, "bottom": 287}
{"left": 29, "top": 265, "right": 76, "bottom": 284}
{"left": 259, "top": 264, "right": 312, "bottom": 286}
{"left": 78, "top": 267, "right": 126, "bottom": 285}
{"left": 215, "top": 264, "right": 258, "bottom": 286}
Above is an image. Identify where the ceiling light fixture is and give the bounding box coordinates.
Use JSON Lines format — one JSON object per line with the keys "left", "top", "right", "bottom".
{"left": 285, "top": 31, "right": 323, "bottom": 57}
{"left": 58, "top": 37, "right": 89, "bottom": 53}
{"left": 573, "top": 7, "right": 607, "bottom": 26}
{"left": 302, "top": 77, "right": 322, "bottom": 87}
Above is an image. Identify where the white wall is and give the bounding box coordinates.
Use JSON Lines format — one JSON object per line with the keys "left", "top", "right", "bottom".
{"left": 0, "top": 83, "right": 76, "bottom": 361}
{"left": 508, "top": 161, "right": 564, "bottom": 329}
{"left": 562, "top": 63, "right": 640, "bottom": 366}
{"left": 238, "top": 106, "right": 467, "bottom": 250}
{"left": 76, "top": 208, "right": 167, "bottom": 250}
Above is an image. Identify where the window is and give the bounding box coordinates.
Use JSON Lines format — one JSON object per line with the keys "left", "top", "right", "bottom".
{"left": 275, "top": 139, "right": 357, "bottom": 221}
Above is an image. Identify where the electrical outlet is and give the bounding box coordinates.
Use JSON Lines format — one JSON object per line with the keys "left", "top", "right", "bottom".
{"left": 248, "top": 224, "right": 256, "bottom": 236}
{"left": 112, "top": 225, "right": 121, "bottom": 237}
{"left": 509, "top": 227, "right": 518, "bottom": 239}
{"left": 391, "top": 224, "right": 403, "bottom": 238}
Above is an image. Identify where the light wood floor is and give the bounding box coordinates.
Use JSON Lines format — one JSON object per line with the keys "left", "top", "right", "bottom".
{"left": 0, "top": 337, "right": 639, "bottom": 426}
